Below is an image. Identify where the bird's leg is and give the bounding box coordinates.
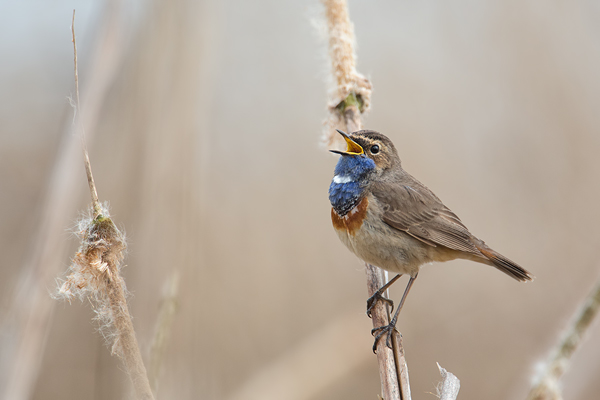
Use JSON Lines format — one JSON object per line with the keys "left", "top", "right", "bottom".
{"left": 366, "top": 273, "right": 402, "bottom": 318}
{"left": 371, "top": 274, "right": 418, "bottom": 353}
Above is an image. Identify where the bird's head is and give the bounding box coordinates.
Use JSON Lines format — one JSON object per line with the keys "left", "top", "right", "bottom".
{"left": 330, "top": 130, "right": 400, "bottom": 177}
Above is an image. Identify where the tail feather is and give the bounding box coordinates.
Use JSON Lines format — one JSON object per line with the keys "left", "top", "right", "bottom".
{"left": 475, "top": 245, "right": 534, "bottom": 282}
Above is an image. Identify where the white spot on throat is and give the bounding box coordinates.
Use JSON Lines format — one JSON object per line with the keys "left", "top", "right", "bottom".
{"left": 333, "top": 175, "right": 354, "bottom": 184}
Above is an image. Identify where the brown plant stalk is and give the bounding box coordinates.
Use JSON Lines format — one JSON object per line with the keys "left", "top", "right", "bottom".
{"left": 1, "top": 3, "right": 129, "bottom": 399}
{"left": 526, "top": 277, "right": 600, "bottom": 400}
{"left": 55, "top": 11, "right": 154, "bottom": 400}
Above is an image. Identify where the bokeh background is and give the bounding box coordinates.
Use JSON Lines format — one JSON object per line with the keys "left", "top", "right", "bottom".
{"left": 2, "top": 0, "right": 600, "bottom": 399}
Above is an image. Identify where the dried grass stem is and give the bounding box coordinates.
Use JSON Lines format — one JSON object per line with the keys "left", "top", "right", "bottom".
{"left": 55, "top": 12, "right": 155, "bottom": 400}
{"left": 322, "top": 0, "right": 372, "bottom": 147}
{"left": 526, "top": 277, "right": 600, "bottom": 400}
{"left": 71, "top": 10, "right": 101, "bottom": 218}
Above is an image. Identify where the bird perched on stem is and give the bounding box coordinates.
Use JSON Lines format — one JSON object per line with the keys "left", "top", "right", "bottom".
{"left": 328, "top": 129, "right": 533, "bottom": 352}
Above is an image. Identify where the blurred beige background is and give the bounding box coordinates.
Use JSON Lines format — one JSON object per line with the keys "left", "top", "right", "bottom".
{"left": 1, "top": 0, "right": 600, "bottom": 399}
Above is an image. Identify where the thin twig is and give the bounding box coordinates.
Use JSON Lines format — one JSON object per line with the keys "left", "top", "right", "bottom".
{"left": 72, "top": 10, "right": 101, "bottom": 218}
{"left": 526, "top": 277, "right": 600, "bottom": 400}
{"left": 322, "top": 1, "right": 407, "bottom": 398}
{"left": 392, "top": 326, "right": 412, "bottom": 400}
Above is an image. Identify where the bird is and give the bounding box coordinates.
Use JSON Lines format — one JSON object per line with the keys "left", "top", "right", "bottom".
{"left": 328, "top": 129, "right": 533, "bottom": 352}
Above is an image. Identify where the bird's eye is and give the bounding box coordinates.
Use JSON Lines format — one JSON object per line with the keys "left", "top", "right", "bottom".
{"left": 370, "top": 144, "right": 380, "bottom": 154}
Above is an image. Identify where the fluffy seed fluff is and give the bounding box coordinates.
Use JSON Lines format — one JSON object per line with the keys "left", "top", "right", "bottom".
{"left": 56, "top": 203, "right": 128, "bottom": 355}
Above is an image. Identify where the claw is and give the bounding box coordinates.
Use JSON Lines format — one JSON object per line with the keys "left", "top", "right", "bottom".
{"left": 368, "top": 275, "right": 416, "bottom": 354}
{"left": 366, "top": 292, "right": 394, "bottom": 318}
{"left": 371, "top": 323, "right": 397, "bottom": 353}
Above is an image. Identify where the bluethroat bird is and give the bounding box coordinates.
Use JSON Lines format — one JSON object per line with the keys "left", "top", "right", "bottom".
{"left": 328, "top": 129, "right": 533, "bottom": 351}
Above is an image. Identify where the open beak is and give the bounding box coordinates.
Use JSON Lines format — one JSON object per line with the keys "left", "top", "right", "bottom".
{"left": 329, "top": 129, "right": 364, "bottom": 156}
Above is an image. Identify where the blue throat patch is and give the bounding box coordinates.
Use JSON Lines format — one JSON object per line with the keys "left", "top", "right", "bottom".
{"left": 329, "top": 155, "right": 375, "bottom": 216}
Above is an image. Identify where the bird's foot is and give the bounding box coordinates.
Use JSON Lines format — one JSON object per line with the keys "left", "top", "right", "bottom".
{"left": 366, "top": 292, "right": 394, "bottom": 318}
{"left": 371, "top": 321, "right": 398, "bottom": 353}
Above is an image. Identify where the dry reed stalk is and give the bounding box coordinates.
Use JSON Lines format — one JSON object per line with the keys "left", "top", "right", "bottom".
{"left": 57, "top": 208, "right": 153, "bottom": 400}
{"left": 54, "top": 11, "right": 154, "bottom": 400}
{"left": 0, "top": 3, "right": 129, "bottom": 399}
{"left": 321, "top": 1, "right": 408, "bottom": 398}
{"left": 148, "top": 272, "right": 180, "bottom": 395}
{"left": 365, "top": 265, "right": 406, "bottom": 400}
{"left": 322, "top": 0, "right": 372, "bottom": 148}
{"left": 526, "top": 277, "right": 600, "bottom": 400}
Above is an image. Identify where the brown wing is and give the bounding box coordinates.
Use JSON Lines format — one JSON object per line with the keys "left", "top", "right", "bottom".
{"left": 370, "top": 177, "right": 481, "bottom": 255}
